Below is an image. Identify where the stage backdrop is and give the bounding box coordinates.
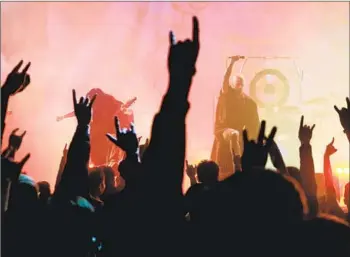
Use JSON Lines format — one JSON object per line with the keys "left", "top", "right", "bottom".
{"left": 1, "top": 2, "right": 349, "bottom": 191}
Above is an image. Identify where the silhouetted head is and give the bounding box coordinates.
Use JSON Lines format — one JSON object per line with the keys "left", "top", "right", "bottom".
{"left": 100, "top": 166, "right": 118, "bottom": 194}
{"left": 229, "top": 74, "right": 245, "bottom": 94}
{"left": 86, "top": 88, "right": 104, "bottom": 98}
{"left": 197, "top": 160, "right": 219, "bottom": 184}
{"left": 223, "top": 168, "right": 306, "bottom": 226}
{"left": 118, "top": 160, "right": 143, "bottom": 184}
{"left": 301, "top": 215, "right": 350, "bottom": 256}
{"left": 9, "top": 174, "right": 38, "bottom": 212}
{"left": 50, "top": 196, "right": 95, "bottom": 257}
{"left": 88, "top": 167, "right": 106, "bottom": 197}
{"left": 37, "top": 181, "right": 51, "bottom": 202}
{"left": 287, "top": 166, "right": 302, "bottom": 185}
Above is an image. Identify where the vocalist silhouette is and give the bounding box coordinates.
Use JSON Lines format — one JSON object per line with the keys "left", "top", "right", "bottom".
{"left": 57, "top": 88, "right": 135, "bottom": 168}
{"left": 211, "top": 56, "right": 260, "bottom": 180}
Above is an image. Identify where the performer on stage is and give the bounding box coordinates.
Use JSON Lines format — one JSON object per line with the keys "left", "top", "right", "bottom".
{"left": 57, "top": 88, "right": 136, "bottom": 169}
{"left": 211, "top": 56, "right": 260, "bottom": 180}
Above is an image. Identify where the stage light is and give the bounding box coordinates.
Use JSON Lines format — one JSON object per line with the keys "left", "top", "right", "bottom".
{"left": 336, "top": 168, "right": 343, "bottom": 175}
{"left": 336, "top": 167, "right": 349, "bottom": 175}
{"left": 265, "top": 74, "right": 274, "bottom": 83}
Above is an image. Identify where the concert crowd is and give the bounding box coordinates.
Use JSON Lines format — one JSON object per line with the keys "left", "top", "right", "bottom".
{"left": 2, "top": 17, "right": 350, "bottom": 257}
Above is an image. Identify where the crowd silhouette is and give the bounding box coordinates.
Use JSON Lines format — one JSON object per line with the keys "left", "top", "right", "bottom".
{"left": 1, "top": 17, "right": 350, "bottom": 257}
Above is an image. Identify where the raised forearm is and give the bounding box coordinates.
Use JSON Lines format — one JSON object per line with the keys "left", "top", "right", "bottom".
{"left": 66, "top": 125, "right": 90, "bottom": 172}
{"left": 299, "top": 144, "right": 317, "bottom": 197}
{"left": 1, "top": 92, "right": 10, "bottom": 143}
{"left": 61, "top": 111, "right": 75, "bottom": 119}
{"left": 143, "top": 83, "right": 190, "bottom": 197}
{"left": 222, "top": 61, "right": 235, "bottom": 94}
{"left": 167, "top": 76, "right": 193, "bottom": 103}
{"left": 189, "top": 176, "right": 197, "bottom": 186}
{"left": 323, "top": 155, "right": 335, "bottom": 195}
{"left": 55, "top": 125, "right": 90, "bottom": 199}
{"left": 1, "top": 146, "right": 16, "bottom": 159}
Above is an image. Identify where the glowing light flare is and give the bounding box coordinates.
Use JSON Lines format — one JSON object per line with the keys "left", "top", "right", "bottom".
{"left": 265, "top": 74, "right": 275, "bottom": 84}
{"left": 336, "top": 168, "right": 350, "bottom": 175}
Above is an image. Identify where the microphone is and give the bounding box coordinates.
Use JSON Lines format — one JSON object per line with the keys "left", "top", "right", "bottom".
{"left": 228, "top": 56, "right": 245, "bottom": 59}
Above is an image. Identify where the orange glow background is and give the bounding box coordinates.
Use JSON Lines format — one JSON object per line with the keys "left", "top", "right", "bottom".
{"left": 1, "top": 2, "right": 349, "bottom": 190}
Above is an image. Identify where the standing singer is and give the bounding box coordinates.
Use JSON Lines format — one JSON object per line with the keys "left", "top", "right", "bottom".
{"left": 211, "top": 56, "right": 260, "bottom": 179}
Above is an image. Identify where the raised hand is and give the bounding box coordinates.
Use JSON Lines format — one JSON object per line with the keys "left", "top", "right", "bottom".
{"left": 242, "top": 120, "right": 277, "bottom": 171}
{"left": 298, "top": 116, "right": 315, "bottom": 145}
{"left": 168, "top": 16, "right": 200, "bottom": 81}
{"left": 106, "top": 116, "right": 139, "bottom": 154}
{"left": 185, "top": 160, "right": 197, "bottom": 178}
{"left": 2, "top": 60, "right": 31, "bottom": 96}
{"left": 2, "top": 154, "right": 30, "bottom": 182}
{"left": 325, "top": 137, "right": 337, "bottom": 156}
{"left": 72, "top": 89, "right": 96, "bottom": 126}
{"left": 8, "top": 128, "right": 26, "bottom": 151}
{"left": 230, "top": 55, "right": 243, "bottom": 63}
{"left": 334, "top": 97, "right": 350, "bottom": 132}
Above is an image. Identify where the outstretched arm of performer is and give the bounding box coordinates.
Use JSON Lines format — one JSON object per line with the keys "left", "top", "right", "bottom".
{"left": 221, "top": 56, "right": 241, "bottom": 94}
{"left": 57, "top": 111, "right": 75, "bottom": 122}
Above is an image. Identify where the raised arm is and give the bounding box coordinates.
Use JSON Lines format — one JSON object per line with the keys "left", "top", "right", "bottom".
{"left": 142, "top": 17, "right": 200, "bottom": 207}
{"left": 1, "top": 60, "right": 31, "bottom": 143}
{"left": 323, "top": 138, "right": 346, "bottom": 218}
{"left": 53, "top": 90, "right": 96, "bottom": 202}
{"left": 56, "top": 111, "right": 75, "bottom": 122}
{"left": 298, "top": 116, "right": 318, "bottom": 216}
{"left": 334, "top": 97, "right": 350, "bottom": 143}
{"left": 221, "top": 56, "right": 241, "bottom": 94}
{"left": 323, "top": 138, "right": 337, "bottom": 198}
